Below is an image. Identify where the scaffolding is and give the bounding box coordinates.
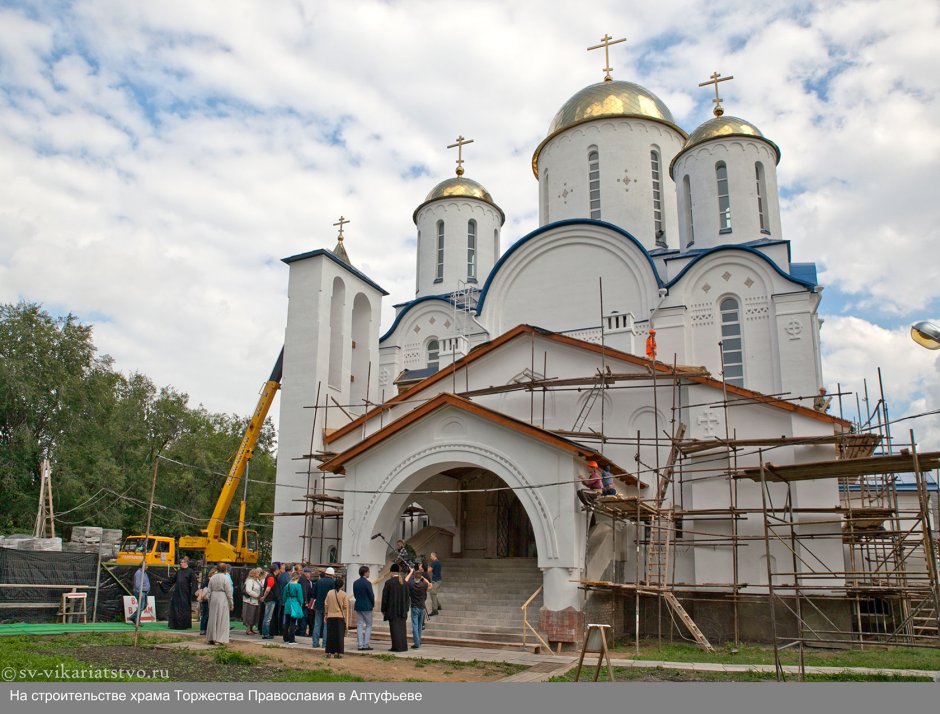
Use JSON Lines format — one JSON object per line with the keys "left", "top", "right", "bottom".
{"left": 269, "top": 323, "right": 939, "bottom": 669}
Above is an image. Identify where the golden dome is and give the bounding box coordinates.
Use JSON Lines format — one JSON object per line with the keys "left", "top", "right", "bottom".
{"left": 413, "top": 176, "right": 504, "bottom": 224}
{"left": 670, "top": 115, "right": 780, "bottom": 176}
{"left": 532, "top": 80, "right": 685, "bottom": 176}
{"left": 424, "top": 176, "right": 494, "bottom": 203}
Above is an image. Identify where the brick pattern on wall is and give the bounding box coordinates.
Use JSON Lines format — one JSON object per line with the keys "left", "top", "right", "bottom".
{"left": 538, "top": 606, "right": 584, "bottom": 643}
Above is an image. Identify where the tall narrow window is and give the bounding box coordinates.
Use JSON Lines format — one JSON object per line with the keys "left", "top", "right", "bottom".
{"left": 435, "top": 220, "right": 444, "bottom": 282}
{"left": 719, "top": 297, "right": 744, "bottom": 387}
{"left": 716, "top": 162, "right": 731, "bottom": 232}
{"left": 467, "top": 220, "right": 477, "bottom": 280}
{"left": 683, "top": 175, "right": 695, "bottom": 247}
{"left": 494, "top": 229, "right": 499, "bottom": 258}
{"left": 755, "top": 162, "right": 769, "bottom": 233}
{"left": 588, "top": 146, "right": 601, "bottom": 219}
{"left": 427, "top": 340, "right": 440, "bottom": 370}
{"left": 651, "top": 149, "right": 665, "bottom": 246}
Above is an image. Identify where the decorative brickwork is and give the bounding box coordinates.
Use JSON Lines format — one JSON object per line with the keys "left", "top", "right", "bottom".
{"left": 538, "top": 606, "right": 584, "bottom": 643}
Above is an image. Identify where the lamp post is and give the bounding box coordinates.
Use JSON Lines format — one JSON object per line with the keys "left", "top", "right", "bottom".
{"left": 910, "top": 321, "right": 940, "bottom": 350}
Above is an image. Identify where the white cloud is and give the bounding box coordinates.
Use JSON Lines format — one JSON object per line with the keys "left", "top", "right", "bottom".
{"left": 0, "top": 0, "right": 938, "bottom": 428}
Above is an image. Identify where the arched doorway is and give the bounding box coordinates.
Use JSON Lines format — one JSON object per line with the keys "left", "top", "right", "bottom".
{"left": 455, "top": 470, "right": 537, "bottom": 559}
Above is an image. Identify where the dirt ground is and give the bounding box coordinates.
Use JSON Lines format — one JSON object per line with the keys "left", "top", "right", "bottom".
{"left": 52, "top": 633, "right": 523, "bottom": 682}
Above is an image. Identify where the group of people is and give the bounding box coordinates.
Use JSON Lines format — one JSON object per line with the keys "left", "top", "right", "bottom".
{"left": 142, "top": 543, "right": 444, "bottom": 656}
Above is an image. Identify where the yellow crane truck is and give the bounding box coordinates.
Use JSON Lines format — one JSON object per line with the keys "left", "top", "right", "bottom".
{"left": 115, "top": 349, "right": 283, "bottom": 566}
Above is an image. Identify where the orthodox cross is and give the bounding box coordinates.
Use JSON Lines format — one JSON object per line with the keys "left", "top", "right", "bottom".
{"left": 587, "top": 34, "right": 626, "bottom": 82}
{"left": 333, "top": 215, "right": 349, "bottom": 240}
{"left": 447, "top": 135, "right": 474, "bottom": 176}
{"left": 698, "top": 71, "right": 734, "bottom": 116}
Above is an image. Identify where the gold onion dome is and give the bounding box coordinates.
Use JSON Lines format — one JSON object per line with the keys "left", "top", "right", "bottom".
{"left": 533, "top": 80, "right": 685, "bottom": 176}
{"left": 414, "top": 176, "right": 504, "bottom": 223}
{"left": 671, "top": 115, "right": 780, "bottom": 176}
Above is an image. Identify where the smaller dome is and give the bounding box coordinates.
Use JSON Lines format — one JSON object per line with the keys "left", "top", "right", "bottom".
{"left": 671, "top": 115, "right": 780, "bottom": 175}
{"left": 413, "top": 176, "right": 504, "bottom": 224}
{"left": 424, "top": 176, "right": 494, "bottom": 204}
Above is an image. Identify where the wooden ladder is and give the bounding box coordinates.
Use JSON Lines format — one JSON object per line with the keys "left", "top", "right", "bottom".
{"left": 655, "top": 422, "right": 686, "bottom": 508}
{"left": 644, "top": 515, "right": 673, "bottom": 586}
{"left": 663, "top": 591, "right": 715, "bottom": 652}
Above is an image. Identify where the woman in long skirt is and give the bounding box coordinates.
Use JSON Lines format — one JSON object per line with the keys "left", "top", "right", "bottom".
{"left": 323, "top": 577, "right": 349, "bottom": 658}
{"left": 162, "top": 556, "right": 197, "bottom": 629}
{"left": 206, "top": 563, "right": 234, "bottom": 645}
{"left": 381, "top": 564, "right": 410, "bottom": 652}
{"left": 242, "top": 569, "right": 263, "bottom": 635}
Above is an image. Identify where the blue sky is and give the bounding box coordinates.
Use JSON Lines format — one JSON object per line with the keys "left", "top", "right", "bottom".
{"left": 1, "top": 0, "right": 938, "bottom": 446}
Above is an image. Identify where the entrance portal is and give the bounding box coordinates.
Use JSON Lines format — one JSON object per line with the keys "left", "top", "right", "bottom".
{"left": 460, "top": 471, "right": 537, "bottom": 559}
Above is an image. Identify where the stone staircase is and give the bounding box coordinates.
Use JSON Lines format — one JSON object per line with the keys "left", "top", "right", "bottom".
{"left": 373, "top": 557, "right": 546, "bottom": 652}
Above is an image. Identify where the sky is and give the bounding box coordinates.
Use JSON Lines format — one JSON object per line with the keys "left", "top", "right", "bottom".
{"left": 1, "top": 0, "right": 938, "bottom": 450}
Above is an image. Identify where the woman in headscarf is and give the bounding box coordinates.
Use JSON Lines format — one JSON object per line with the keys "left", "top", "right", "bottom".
{"left": 162, "top": 555, "right": 197, "bottom": 629}
{"left": 323, "top": 577, "right": 349, "bottom": 658}
{"left": 205, "top": 563, "right": 234, "bottom": 645}
{"left": 381, "top": 563, "right": 410, "bottom": 652}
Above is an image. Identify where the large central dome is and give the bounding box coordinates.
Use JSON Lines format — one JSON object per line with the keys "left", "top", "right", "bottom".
{"left": 547, "top": 80, "right": 677, "bottom": 135}
{"left": 533, "top": 80, "right": 684, "bottom": 176}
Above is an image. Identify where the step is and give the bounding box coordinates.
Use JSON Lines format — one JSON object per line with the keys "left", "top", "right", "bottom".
{"left": 368, "top": 629, "right": 540, "bottom": 653}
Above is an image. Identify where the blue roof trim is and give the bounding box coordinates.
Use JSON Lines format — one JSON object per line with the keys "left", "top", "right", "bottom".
{"left": 664, "top": 244, "right": 817, "bottom": 291}
{"left": 380, "top": 295, "right": 456, "bottom": 343}
{"left": 281, "top": 249, "right": 389, "bottom": 296}
{"left": 396, "top": 366, "right": 440, "bottom": 381}
{"left": 790, "top": 262, "right": 818, "bottom": 286}
{"left": 662, "top": 237, "right": 790, "bottom": 262}
{"left": 475, "top": 219, "right": 664, "bottom": 315}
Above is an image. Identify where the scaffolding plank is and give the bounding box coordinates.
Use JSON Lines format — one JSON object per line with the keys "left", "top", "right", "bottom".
{"left": 733, "top": 451, "right": 940, "bottom": 482}
{"left": 678, "top": 433, "right": 881, "bottom": 457}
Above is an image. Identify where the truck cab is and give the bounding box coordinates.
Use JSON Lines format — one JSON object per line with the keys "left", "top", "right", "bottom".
{"left": 115, "top": 536, "right": 176, "bottom": 566}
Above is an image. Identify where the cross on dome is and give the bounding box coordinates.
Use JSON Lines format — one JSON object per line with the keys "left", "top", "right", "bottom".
{"left": 698, "top": 71, "right": 734, "bottom": 117}
{"left": 587, "top": 34, "right": 626, "bottom": 82}
{"left": 446, "top": 135, "right": 474, "bottom": 177}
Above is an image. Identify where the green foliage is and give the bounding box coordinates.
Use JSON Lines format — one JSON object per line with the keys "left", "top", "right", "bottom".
{"left": 548, "top": 665, "right": 932, "bottom": 683}
{"left": 0, "top": 301, "right": 275, "bottom": 547}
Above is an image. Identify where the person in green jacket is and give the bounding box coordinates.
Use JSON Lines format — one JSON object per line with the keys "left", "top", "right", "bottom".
{"left": 282, "top": 572, "right": 306, "bottom": 644}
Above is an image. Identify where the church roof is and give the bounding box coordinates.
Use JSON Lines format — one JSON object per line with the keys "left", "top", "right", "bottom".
{"left": 330, "top": 325, "right": 851, "bottom": 446}
{"left": 532, "top": 80, "right": 687, "bottom": 177}
{"left": 319, "top": 392, "right": 639, "bottom": 484}
{"left": 281, "top": 248, "right": 389, "bottom": 295}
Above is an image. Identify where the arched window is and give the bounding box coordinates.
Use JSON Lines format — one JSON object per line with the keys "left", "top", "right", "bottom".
{"left": 494, "top": 228, "right": 499, "bottom": 258}
{"left": 427, "top": 339, "right": 440, "bottom": 370}
{"left": 755, "top": 162, "right": 769, "bottom": 233}
{"left": 719, "top": 297, "right": 744, "bottom": 387}
{"left": 435, "top": 220, "right": 444, "bottom": 282}
{"left": 716, "top": 162, "right": 731, "bottom": 232}
{"left": 467, "top": 220, "right": 477, "bottom": 280}
{"left": 588, "top": 146, "right": 601, "bottom": 219}
{"left": 651, "top": 149, "right": 665, "bottom": 246}
{"left": 682, "top": 175, "right": 695, "bottom": 247}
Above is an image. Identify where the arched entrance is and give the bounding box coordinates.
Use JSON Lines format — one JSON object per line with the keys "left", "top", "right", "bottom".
{"left": 457, "top": 469, "right": 536, "bottom": 559}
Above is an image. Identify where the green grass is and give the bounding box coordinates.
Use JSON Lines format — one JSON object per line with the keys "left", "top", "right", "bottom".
{"left": 548, "top": 666, "right": 933, "bottom": 683}
{"left": 212, "top": 647, "right": 259, "bottom": 666}
{"left": 0, "top": 634, "right": 171, "bottom": 682}
{"left": 610, "top": 639, "right": 940, "bottom": 672}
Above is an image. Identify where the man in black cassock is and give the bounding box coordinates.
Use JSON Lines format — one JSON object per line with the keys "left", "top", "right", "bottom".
{"left": 381, "top": 563, "right": 411, "bottom": 652}
{"left": 162, "top": 556, "right": 197, "bottom": 629}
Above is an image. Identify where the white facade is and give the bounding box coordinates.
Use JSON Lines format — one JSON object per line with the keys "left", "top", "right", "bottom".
{"left": 272, "top": 74, "right": 844, "bottom": 627}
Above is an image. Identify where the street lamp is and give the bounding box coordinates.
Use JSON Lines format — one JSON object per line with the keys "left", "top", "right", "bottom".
{"left": 911, "top": 321, "right": 940, "bottom": 350}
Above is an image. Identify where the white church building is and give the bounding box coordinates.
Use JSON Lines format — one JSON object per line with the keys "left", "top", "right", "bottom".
{"left": 270, "top": 59, "right": 869, "bottom": 645}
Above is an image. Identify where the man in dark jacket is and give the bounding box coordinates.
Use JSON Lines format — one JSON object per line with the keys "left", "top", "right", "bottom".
{"left": 300, "top": 568, "right": 316, "bottom": 637}
{"left": 311, "top": 566, "right": 335, "bottom": 648}
{"left": 353, "top": 566, "right": 375, "bottom": 650}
